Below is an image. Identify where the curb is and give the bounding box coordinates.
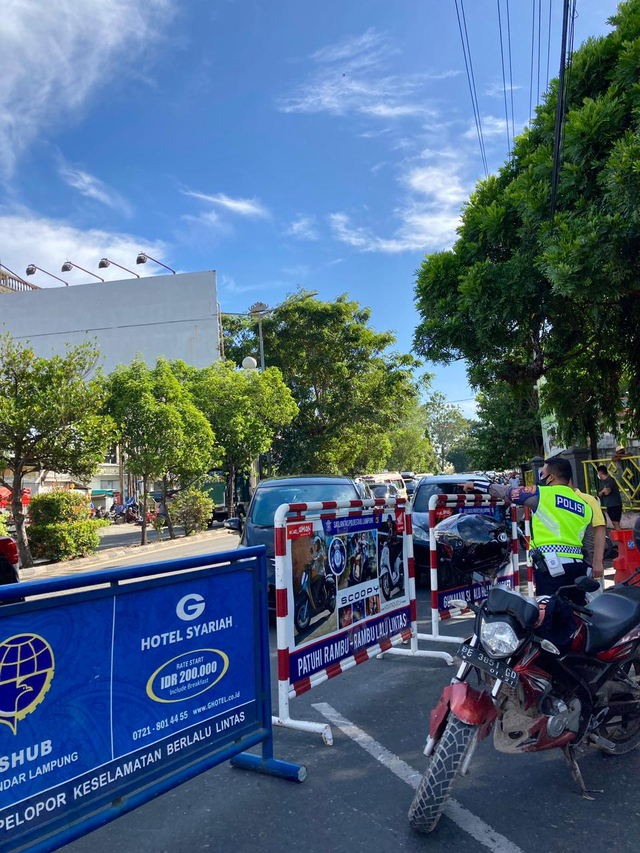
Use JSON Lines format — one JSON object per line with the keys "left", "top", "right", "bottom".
{"left": 22, "top": 528, "right": 230, "bottom": 580}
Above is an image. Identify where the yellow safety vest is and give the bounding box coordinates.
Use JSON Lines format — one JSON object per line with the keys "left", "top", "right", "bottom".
{"left": 531, "top": 485, "right": 593, "bottom": 559}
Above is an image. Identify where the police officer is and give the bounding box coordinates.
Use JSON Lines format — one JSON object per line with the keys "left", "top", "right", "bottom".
{"left": 489, "top": 457, "right": 594, "bottom": 596}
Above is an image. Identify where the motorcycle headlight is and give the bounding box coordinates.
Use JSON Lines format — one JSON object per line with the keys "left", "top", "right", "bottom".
{"left": 480, "top": 620, "right": 521, "bottom": 659}
{"left": 413, "top": 525, "right": 429, "bottom": 541}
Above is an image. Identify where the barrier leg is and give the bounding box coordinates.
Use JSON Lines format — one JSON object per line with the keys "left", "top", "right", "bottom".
{"left": 231, "top": 729, "right": 308, "bottom": 782}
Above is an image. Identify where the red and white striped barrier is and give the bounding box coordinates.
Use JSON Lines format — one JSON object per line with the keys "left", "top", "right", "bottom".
{"left": 524, "top": 505, "right": 533, "bottom": 596}
{"left": 418, "top": 493, "right": 519, "bottom": 646}
{"left": 272, "top": 498, "right": 452, "bottom": 745}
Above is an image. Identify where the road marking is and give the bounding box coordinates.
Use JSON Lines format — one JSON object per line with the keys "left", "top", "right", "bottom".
{"left": 312, "top": 702, "right": 524, "bottom": 853}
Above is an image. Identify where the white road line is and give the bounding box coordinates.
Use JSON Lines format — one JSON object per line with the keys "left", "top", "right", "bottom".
{"left": 312, "top": 702, "right": 524, "bottom": 853}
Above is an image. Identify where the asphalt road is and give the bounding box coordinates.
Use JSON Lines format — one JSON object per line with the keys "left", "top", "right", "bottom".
{"left": 50, "top": 545, "right": 637, "bottom": 853}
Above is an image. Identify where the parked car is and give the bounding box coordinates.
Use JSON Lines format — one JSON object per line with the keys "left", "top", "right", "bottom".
{"left": 411, "top": 474, "right": 503, "bottom": 587}
{"left": 361, "top": 471, "right": 408, "bottom": 500}
{"left": 224, "top": 475, "right": 362, "bottom": 607}
{"left": 370, "top": 482, "right": 401, "bottom": 501}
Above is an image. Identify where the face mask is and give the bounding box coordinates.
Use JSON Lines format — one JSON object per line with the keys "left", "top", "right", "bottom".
{"left": 538, "top": 475, "right": 549, "bottom": 486}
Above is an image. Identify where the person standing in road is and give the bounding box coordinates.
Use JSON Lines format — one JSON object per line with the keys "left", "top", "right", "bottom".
{"left": 489, "top": 457, "right": 594, "bottom": 597}
{"left": 509, "top": 471, "right": 520, "bottom": 489}
{"left": 596, "top": 465, "right": 623, "bottom": 530}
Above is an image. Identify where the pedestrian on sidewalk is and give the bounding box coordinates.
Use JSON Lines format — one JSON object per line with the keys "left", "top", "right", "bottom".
{"left": 597, "top": 465, "right": 623, "bottom": 530}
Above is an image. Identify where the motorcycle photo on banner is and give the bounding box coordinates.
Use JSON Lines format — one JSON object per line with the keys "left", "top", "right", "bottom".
{"left": 408, "top": 517, "right": 640, "bottom": 835}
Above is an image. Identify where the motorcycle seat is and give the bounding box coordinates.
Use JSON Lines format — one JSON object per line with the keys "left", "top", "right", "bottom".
{"left": 585, "top": 586, "right": 640, "bottom": 654}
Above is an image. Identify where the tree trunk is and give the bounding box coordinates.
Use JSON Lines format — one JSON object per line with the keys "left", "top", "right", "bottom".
{"left": 11, "top": 470, "right": 32, "bottom": 567}
{"left": 588, "top": 421, "right": 599, "bottom": 461}
{"left": 141, "top": 475, "right": 148, "bottom": 546}
{"left": 226, "top": 462, "right": 236, "bottom": 518}
{"left": 163, "top": 476, "right": 175, "bottom": 539}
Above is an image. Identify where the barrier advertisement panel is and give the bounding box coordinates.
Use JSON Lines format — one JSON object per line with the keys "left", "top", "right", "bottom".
{"left": 0, "top": 567, "right": 259, "bottom": 846}
{"left": 287, "top": 511, "right": 409, "bottom": 686}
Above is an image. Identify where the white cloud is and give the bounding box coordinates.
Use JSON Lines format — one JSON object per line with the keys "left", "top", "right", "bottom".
{"left": 403, "top": 164, "right": 468, "bottom": 207}
{"left": 182, "top": 189, "right": 269, "bottom": 218}
{"left": 59, "top": 163, "right": 132, "bottom": 216}
{"left": 329, "top": 156, "right": 470, "bottom": 255}
{"left": 484, "top": 81, "right": 522, "bottom": 98}
{"left": 0, "top": 0, "right": 173, "bottom": 175}
{"left": 285, "top": 215, "right": 319, "bottom": 240}
{"left": 463, "top": 116, "right": 507, "bottom": 140}
{"left": 278, "top": 29, "right": 451, "bottom": 120}
{"left": 0, "top": 212, "right": 167, "bottom": 286}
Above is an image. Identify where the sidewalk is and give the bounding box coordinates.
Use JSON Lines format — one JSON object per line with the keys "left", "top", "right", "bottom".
{"left": 22, "top": 526, "right": 230, "bottom": 581}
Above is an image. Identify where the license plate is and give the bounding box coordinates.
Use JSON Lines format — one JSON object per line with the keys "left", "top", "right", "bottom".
{"left": 457, "top": 644, "right": 519, "bottom": 687}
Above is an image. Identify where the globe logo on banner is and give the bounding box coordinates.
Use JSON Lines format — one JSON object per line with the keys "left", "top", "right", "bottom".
{"left": 0, "top": 634, "right": 55, "bottom": 734}
{"left": 328, "top": 538, "right": 347, "bottom": 576}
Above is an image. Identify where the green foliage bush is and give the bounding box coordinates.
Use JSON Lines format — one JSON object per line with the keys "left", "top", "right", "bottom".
{"left": 0, "top": 513, "right": 8, "bottom": 537}
{"left": 29, "top": 491, "right": 92, "bottom": 524}
{"left": 29, "top": 520, "right": 110, "bottom": 562}
{"left": 169, "top": 489, "right": 214, "bottom": 536}
{"left": 28, "top": 491, "right": 107, "bottom": 561}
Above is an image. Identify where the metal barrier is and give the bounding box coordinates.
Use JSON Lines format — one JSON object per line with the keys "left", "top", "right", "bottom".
{"left": 416, "top": 493, "right": 520, "bottom": 646}
{"left": 0, "top": 546, "right": 304, "bottom": 853}
{"left": 272, "top": 498, "right": 453, "bottom": 744}
{"left": 583, "top": 455, "right": 640, "bottom": 511}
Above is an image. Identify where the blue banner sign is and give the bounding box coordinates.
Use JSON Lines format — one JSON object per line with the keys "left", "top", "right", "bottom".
{"left": 0, "top": 548, "right": 304, "bottom": 853}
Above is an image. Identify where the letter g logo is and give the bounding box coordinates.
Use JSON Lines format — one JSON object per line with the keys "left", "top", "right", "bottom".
{"left": 176, "top": 594, "right": 205, "bottom": 621}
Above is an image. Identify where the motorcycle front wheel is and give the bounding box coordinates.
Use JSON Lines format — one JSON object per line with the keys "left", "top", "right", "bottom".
{"left": 294, "top": 595, "right": 311, "bottom": 632}
{"left": 409, "top": 716, "right": 477, "bottom": 834}
{"left": 381, "top": 573, "right": 391, "bottom": 600}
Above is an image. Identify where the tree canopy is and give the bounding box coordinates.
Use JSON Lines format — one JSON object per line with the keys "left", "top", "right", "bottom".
{"left": 414, "top": 0, "right": 640, "bottom": 453}
{"left": 180, "top": 360, "right": 298, "bottom": 509}
{"left": 223, "top": 291, "right": 425, "bottom": 475}
{"left": 0, "top": 333, "right": 114, "bottom": 565}
{"left": 424, "top": 392, "right": 471, "bottom": 472}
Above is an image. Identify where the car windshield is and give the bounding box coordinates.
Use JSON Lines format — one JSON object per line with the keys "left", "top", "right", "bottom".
{"left": 371, "top": 484, "right": 390, "bottom": 498}
{"left": 250, "top": 482, "right": 358, "bottom": 526}
{"left": 413, "top": 483, "right": 461, "bottom": 512}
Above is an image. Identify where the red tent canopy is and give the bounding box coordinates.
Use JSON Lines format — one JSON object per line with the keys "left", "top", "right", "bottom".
{"left": 0, "top": 486, "right": 31, "bottom": 508}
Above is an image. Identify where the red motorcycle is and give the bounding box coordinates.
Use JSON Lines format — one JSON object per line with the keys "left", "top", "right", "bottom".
{"left": 409, "top": 563, "right": 640, "bottom": 833}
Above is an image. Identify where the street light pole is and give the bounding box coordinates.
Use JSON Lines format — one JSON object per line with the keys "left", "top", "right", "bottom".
{"left": 258, "top": 315, "right": 265, "bottom": 372}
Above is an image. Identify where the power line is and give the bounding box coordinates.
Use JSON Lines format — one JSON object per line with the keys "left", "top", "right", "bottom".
{"left": 537, "top": 0, "right": 542, "bottom": 104}
{"left": 546, "top": 0, "right": 553, "bottom": 90}
{"left": 454, "top": 0, "right": 488, "bottom": 177}
{"left": 505, "top": 0, "right": 516, "bottom": 143}
{"left": 550, "top": 0, "right": 573, "bottom": 217}
{"left": 496, "top": 0, "right": 511, "bottom": 157}
{"left": 529, "top": 0, "right": 536, "bottom": 120}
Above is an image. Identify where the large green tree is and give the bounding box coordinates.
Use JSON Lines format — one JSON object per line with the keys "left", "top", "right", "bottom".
{"left": 224, "top": 291, "right": 420, "bottom": 475}
{"left": 386, "top": 396, "right": 438, "bottom": 474}
{"left": 423, "top": 392, "right": 471, "bottom": 472}
{"left": 469, "top": 382, "right": 544, "bottom": 470}
{"left": 180, "top": 361, "right": 297, "bottom": 511}
{"left": 0, "top": 334, "right": 114, "bottom": 566}
{"left": 414, "top": 1, "right": 640, "bottom": 452}
{"left": 107, "top": 359, "right": 216, "bottom": 545}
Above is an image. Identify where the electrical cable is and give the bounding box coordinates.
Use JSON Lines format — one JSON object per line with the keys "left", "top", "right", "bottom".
{"left": 550, "top": 0, "right": 573, "bottom": 217}
{"left": 454, "top": 0, "right": 488, "bottom": 177}
{"left": 537, "top": 0, "right": 542, "bottom": 104}
{"left": 460, "top": 0, "right": 488, "bottom": 175}
{"left": 529, "top": 0, "right": 536, "bottom": 120}
{"left": 505, "top": 0, "right": 516, "bottom": 144}
{"left": 496, "top": 0, "right": 511, "bottom": 157}
{"left": 546, "top": 0, "right": 553, "bottom": 90}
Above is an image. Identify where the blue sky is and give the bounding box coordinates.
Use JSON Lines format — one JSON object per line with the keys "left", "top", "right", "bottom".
{"left": 0, "top": 0, "right": 619, "bottom": 413}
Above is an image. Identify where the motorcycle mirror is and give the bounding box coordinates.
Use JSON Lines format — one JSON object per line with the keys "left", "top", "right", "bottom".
{"left": 575, "top": 575, "right": 600, "bottom": 593}
{"left": 540, "top": 639, "right": 560, "bottom": 655}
